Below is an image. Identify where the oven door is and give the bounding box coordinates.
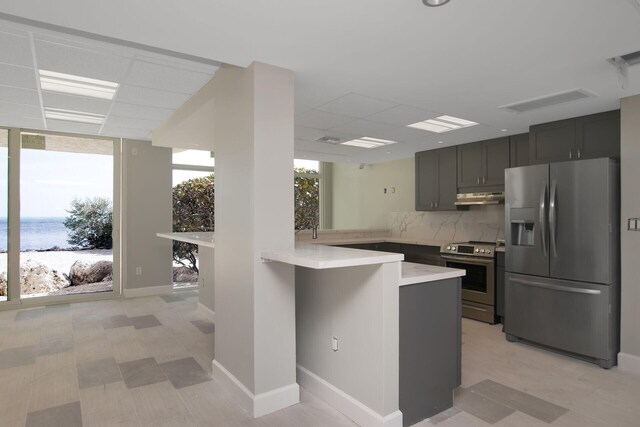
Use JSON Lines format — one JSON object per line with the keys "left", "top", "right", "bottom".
{"left": 442, "top": 255, "right": 495, "bottom": 306}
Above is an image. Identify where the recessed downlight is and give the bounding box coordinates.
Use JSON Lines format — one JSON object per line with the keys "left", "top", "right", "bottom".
{"left": 341, "top": 136, "right": 398, "bottom": 149}
{"left": 39, "top": 69, "right": 119, "bottom": 100}
{"left": 44, "top": 107, "right": 105, "bottom": 125}
{"left": 408, "top": 115, "right": 478, "bottom": 133}
{"left": 423, "top": 0, "right": 451, "bottom": 6}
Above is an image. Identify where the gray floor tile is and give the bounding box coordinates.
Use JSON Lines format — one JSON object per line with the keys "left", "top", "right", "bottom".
{"left": 15, "top": 308, "right": 46, "bottom": 321}
{"left": 468, "top": 379, "right": 569, "bottom": 423}
{"left": 38, "top": 334, "right": 74, "bottom": 356}
{"left": 160, "top": 294, "right": 186, "bottom": 303}
{"left": 191, "top": 319, "right": 215, "bottom": 334}
{"left": 102, "top": 314, "right": 132, "bottom": 329}
{"left": 130, "top": 314, "right": 162, "bottom": 330}
{"left": 0, "top": 345, "right": 38, "bottom": 369}
{"left": 428, "top": 406, "right": 461, "bottom": 424}
{"left": 454, "top": 387, "right": 515, "bottom": 424}
{"left": 26, "top": 401, "right": 82, "bottom": 427}
{"left": 77, "top": 357, "right": 123, "bottom": 389}
{"left": 45, "top": 303, "right": 71, "bottom": 313}
{"left": 119, "top": 357, "right": 167, "bottom": 389}
{"left": 159, "top": 357, "right": 211, "bottom": 389}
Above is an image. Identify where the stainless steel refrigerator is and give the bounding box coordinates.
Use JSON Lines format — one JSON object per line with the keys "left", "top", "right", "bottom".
{"left": 504, "top": 157, "right": 619, "bottom": 368}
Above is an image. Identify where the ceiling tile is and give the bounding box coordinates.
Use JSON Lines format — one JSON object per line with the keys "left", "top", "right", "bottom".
{"left": 316, "top": 93, "right": 398, "bottom": 118}
{"left": 0, "top": 30, "right": 34, "bottom": 68}
{"left": 375, "top": 126, "right": 438, "bottom": 143}
{"left": 116, "top": 84, "right": 191, "bottom": 109}
{"left": 110, "top": 102, "right": 174, "bottom": 122}
{"left": 46, "top": 119, "right": 102, "bottom": 135}
{"left": 329, "top": 119, "right": 399, "bottom": 138}
{"left": 106, "top": 115, "right": 162, "bottom": 130}
{"left": 0, "top": 63, "right": 36, "bottom": 90}
{"left": 295, "top": 126, "right": 359, "bottom": 143}
{"left": 101, "top": 126, "right": 151, "bottom": 140}
{"left": 42, "top": 92, "right": 111, "bottom": 115}
{"left": 0, "top": 114, "right": 44, "bottom": 129}
{"left": 0, "top": 85, "right": 40, "bottom": 106}
{"left": 34, "top": 39, "right": 131, "bottom": 83}
{"left": 0, "top": 101, "right": 42, "bottom": 118}
{"left": 295, "top": 109, "right": 355, "bottom": 130}
{"left": 125, "top": 59, "right": 213, "bottom": 94}
{"left": 365, "top": 105, "right": 440, "bottom": 126}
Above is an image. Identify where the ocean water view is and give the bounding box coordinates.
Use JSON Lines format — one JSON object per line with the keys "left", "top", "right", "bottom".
{"left": 0, "top": 217, "right": 71, "bottom": 251}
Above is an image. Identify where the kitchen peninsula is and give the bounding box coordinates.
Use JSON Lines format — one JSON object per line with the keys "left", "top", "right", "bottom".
{"left": 159, "top": 233, "right": 465, "bottom": 427}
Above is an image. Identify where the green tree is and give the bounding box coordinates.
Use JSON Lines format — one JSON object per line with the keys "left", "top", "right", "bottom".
{"left": 64, "top": 197, "right": 113, "bottom": 249}
{"left": 294, "top": 168, "right": 319, "bottom": 230}
{"left": 172, "top": 174, "right": 215, "bottom": 272}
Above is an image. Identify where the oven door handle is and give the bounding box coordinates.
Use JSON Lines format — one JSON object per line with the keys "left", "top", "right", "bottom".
{"left": 441, "top": 254, "right": 495, "bottom": 266}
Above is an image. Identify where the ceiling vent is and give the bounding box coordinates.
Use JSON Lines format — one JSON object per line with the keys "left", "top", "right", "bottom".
{"left": 314, "top": 136, "right": 343, "bottom": 144}
{"left": 610, "top": 50, "right": 640, "bottom": 67}
{"left": 499, "top": 89, "right": 594, "bottom": 114}
{"left": 628, "top": 0, "right": 640, "bottom": 13}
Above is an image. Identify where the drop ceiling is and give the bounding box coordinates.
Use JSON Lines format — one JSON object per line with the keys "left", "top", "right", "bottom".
{"left": 0, "top": 0, "right": 639, "bottom": 163}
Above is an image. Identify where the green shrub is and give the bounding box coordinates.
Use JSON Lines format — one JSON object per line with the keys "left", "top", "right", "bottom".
{"left": 64, "top": 197, "right": 113, "bottom": 249}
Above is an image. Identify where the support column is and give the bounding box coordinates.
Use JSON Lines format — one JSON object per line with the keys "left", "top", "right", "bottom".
{"left": 212, "top": 62, "right": 298, "bottom": 416}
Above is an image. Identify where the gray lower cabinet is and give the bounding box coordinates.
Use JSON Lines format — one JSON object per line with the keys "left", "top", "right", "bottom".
{"left": 415, "top": 146, "right": 457, "bottom": 211}
{"left": 529, "top": 110, "right": 620, "bottom": 165}
{"left": 509, "top": 133, "right": 529, "bottom": 167}
{"left": 457, "top": 137, "right": 509, "bottom": 192}
{"left": 400, "top": 278, "right": 461, "bottom": 426}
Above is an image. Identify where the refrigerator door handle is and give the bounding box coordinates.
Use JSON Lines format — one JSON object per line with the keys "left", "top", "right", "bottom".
{"left": 539, "top": 183, "right": 547, "bottom": 256}
{"left": 549, "top": 180, "right": 558, "bottom": 257}
{"left": 510, "top": 277, "right": 601, "bottom": 295}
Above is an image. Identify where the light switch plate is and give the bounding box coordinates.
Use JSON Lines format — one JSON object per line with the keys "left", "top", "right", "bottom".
{"left": 628, "top": 218, "right": 640, "bottom": 231}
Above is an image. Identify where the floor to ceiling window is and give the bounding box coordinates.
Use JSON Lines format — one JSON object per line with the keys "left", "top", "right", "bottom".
{"left": 171, "top": 149, "right": 215, "bottom": 289}
{"left": 294, "top": 159, "right": 321, "bottom": 230}
{"left": 19, "top": 132, "right": 116, "bottom": 299}
{"left": 0, "top": 129, "right": 7, "bottom": 302}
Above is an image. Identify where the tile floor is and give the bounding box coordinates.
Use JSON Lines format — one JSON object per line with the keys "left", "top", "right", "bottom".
{"left": 0, "top": 291, "right": 639, "bottom": 426}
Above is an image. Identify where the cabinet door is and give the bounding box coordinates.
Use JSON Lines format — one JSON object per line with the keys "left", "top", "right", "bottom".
{"left": 575, "top": 110, "right": 620, "bottom": 160}
{"left": 415, "top": 150, "right": 437, "bottom": 211}
{"left": 436, "top": 146, "right": 457, "bottom": 210}
{"left": 529, "top": 119, "right": 575, "bottom": 165}
{"left": 457, "top": 143, "right": 483, "bottom": 189}
{"left": 509, "top": 133, "right": 529, "bottom": 167}
{"left": 482, "top": 137, "right": 510, "bottom": 186}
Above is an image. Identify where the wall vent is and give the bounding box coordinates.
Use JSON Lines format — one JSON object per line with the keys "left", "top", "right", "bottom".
{"left": 314, "top": 136, "right": 343, "bottom": 144}
{"left": 499, "top": 89, "right": 594, "bottom": 114}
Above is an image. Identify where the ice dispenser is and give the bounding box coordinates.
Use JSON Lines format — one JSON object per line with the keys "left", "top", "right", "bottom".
{"left": 510, "top": 208, "right": 536, "bottom": 247}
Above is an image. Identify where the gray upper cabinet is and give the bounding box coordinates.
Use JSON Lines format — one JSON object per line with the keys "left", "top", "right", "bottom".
{"left": 529, "top": 110, "right": 620, "bottom": 165}
{"left": 457, "top": 137, "right": 509, "bottom": 191}
{"left": 509, "top": 133, "right": 529, "bottom": 167}
{"left": 416, "top": 146, "right": 457, "bottom": 211}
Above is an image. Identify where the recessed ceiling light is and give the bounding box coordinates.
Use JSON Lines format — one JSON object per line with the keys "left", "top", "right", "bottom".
{"left": 438, "top": 141, "right": 444, "bottom": 144}
{"left": 501, "top": 129, "right": 508, "bottom": 132}
{"left": 39, "top": 69, "right": 119, "bottom": 100}
{"left": 408, "top": 115, "right": 478, "bottom": 133}
{"left": 423, "top": 0, "right": 451, "bottom": 6}
{"left": 44, "top": 107, "right": 105, "bottom": 125}
{"left": 341, "top": 136, "right": 398, "bottom": 149}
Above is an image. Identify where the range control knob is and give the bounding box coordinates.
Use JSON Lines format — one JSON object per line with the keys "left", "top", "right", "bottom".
{"left": 446, "top": 246, "right": 451, "bottom": 250}
{"left": 475, "top": 248, "right": 480, "bottom": 253}
{"left": 480, "top": 249, "right": 486, "bottom": 254}
{"left": 487, "top": 249, "right": 492, "bottom": 254}
{"left": 451, "top": 246, "right": 456, "bottom": 251}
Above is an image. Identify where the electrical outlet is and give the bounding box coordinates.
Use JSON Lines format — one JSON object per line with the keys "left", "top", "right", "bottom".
{"left": 135, "top": 267, "right": 142, "bottom": 276}
{"left": 332, "top": 336, "right": 338, "bottom": 352}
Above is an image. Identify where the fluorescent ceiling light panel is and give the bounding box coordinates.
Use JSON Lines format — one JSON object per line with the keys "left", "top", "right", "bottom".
{"left": 408, "top": 115, "right": 478, "bottom": 133}
{"left": 44, "top": 107, "right": 105, "bottom": 125}
{"left": 341, "top": 136, "right": 397, "bottom": 149}
{"left": 39, "top": 69, "right": 119, "bottom": 100}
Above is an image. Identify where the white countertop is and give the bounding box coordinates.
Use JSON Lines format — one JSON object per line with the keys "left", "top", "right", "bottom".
{"left": 495, "top": 246, "right": 505, "bottom": 253}
{"left": 156, "top": 232, "right": 215, "bottom": 248}
{"left": 261, "top": 244, "right": 403, "bottom": 269}
{"left": 301, "top": 237, "right": 447, "bottom": 248}
{"left": 400, "top": 262, "right": 465, "bottom": 286}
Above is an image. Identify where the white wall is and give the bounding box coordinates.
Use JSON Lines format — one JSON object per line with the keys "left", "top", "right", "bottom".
{"left": 332, "top": 158, "right": 415, "bottom": 229}
{"left": 620, "top": 95, "right": 640, "bottom": 371}
{"left": 122, "top": 139, "right": 172, "bottom": 291}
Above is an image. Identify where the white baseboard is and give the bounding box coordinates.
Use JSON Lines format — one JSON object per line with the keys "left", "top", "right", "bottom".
{"left": 123, "top": 285, "right": 172, "bottom": 298}
{"left": 197, "top": 303, "right": 215, "bottom": 322}
{"left": 297, "top": 365, "right": 402, "bottom": 427}
{"left": 618, "top": 352, "right": 640, "bottom": 375}
{"left": 213, "top": 359, "right": 299, "bottom": 418}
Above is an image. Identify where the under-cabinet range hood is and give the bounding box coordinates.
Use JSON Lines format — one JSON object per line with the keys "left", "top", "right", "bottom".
{"left": 455, "top": 192, "right": 505, "bottom": 206}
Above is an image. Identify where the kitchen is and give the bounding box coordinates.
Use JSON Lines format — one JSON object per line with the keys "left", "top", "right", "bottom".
{"left": 1, "top": 2, "right": 640, "bottom": 425}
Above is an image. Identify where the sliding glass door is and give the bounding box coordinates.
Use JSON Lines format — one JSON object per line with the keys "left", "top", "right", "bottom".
{"left": 0, "top": 129, "right": 7, "bottom": 302}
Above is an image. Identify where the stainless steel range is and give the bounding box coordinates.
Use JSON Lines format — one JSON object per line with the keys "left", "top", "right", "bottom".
{"left": 441, "top": 241, "right": 496, "bottom": 324}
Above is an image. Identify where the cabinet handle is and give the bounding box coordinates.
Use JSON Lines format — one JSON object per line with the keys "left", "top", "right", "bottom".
{"left": 569, "top": 149, "right": 572, "bottom": 160}
{"left": 477, "top": 177, "right": 480, "bottom": 184}
{"left": 430, "top": 202, "right": 434, "bottom": 208}
{"left": 577, "top": 149, "right": 581, "bottom": 159}
{"left": 435, "top": 201, "right": 438, "bottom": 208}
{"left": 482, "top": 176, "right": 486, "bottom": 184}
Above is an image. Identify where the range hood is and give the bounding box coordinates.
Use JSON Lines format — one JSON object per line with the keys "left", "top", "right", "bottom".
{"left": 455, "top": 192, "right": 505, "bottom": 206}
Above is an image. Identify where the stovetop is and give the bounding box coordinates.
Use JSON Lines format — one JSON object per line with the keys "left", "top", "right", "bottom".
{"left": 440, "top": 241, "right": 497, "bottom": 258}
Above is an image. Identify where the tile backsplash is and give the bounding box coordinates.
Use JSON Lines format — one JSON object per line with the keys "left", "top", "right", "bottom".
{"left": 390, "top": 206, "right": 505, "bottom": 244}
